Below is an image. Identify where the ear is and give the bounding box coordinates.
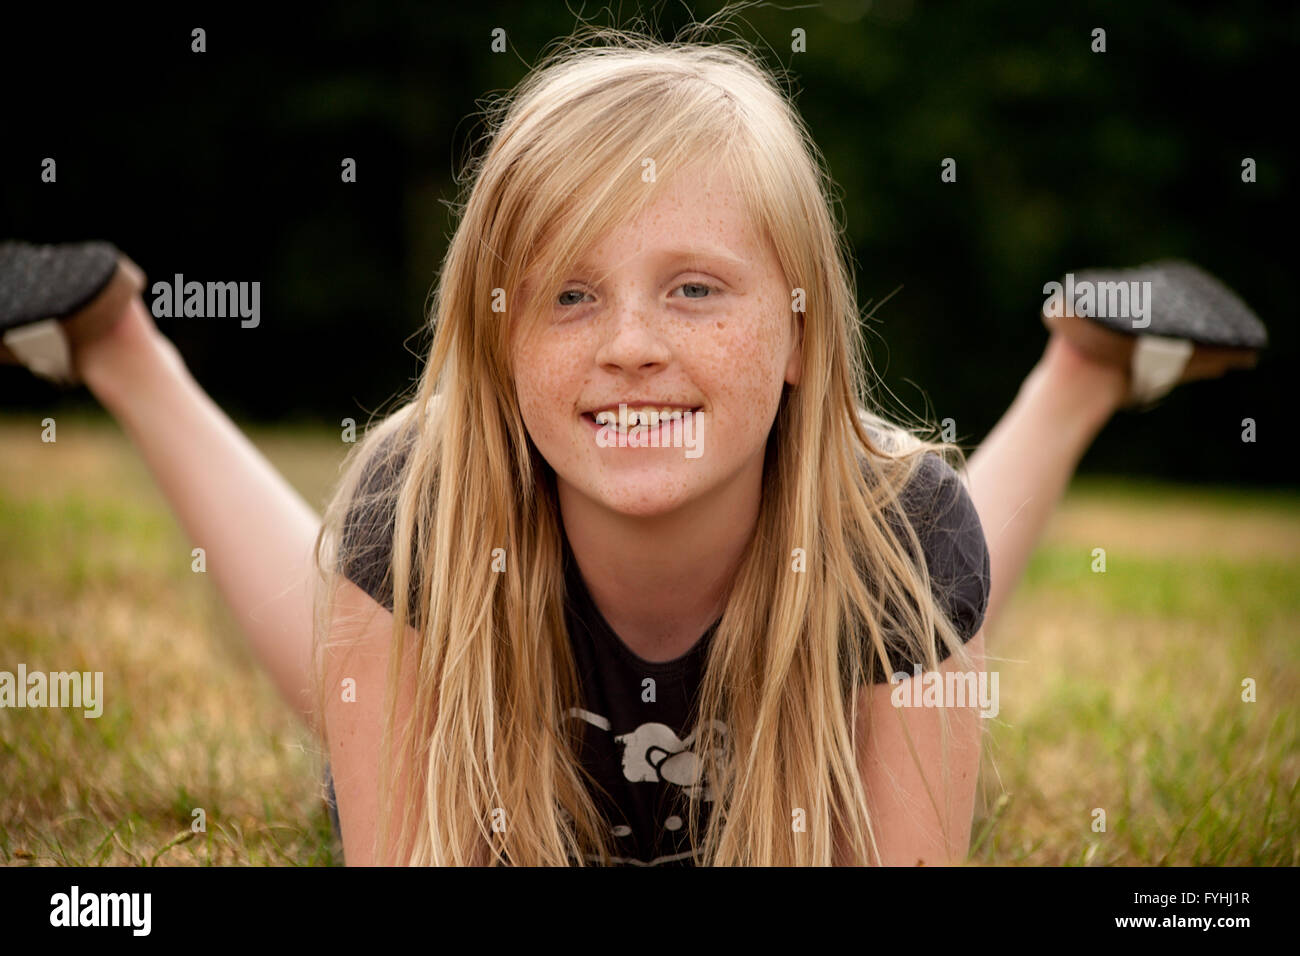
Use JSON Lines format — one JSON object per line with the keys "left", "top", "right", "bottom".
{"left": 784, "top": 310, "right": 804, "bottom": 386}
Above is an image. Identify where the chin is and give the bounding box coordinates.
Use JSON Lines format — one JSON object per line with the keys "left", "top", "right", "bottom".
{"left": 588, "top": 475, "right": 702, "bottom": 518}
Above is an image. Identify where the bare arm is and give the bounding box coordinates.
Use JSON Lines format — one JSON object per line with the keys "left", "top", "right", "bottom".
{"left": 840, "top": 630, "right": 987, "bottom": 866}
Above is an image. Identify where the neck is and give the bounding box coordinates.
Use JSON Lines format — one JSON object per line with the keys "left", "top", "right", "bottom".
{"left": 558, "top": 455, "right": 764, "bottom": 663}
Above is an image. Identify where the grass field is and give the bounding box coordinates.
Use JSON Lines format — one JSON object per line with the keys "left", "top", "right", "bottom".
{"left": 1, "top": 412, "right": 1297, "bottom": 865}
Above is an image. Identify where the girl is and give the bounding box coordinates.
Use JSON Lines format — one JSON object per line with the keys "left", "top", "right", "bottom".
{"left": 0, "top": 30, "right": 1266, "bottom": 866}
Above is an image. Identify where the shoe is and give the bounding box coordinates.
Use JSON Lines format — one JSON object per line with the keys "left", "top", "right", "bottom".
{"left": 1041, "top": 259, "right": 1268, "bottom": 410}
{"left": 0, "top": 240, "right": 146, "bottom": 386}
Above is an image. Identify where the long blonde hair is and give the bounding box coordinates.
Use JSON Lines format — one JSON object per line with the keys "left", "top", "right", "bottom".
{"left": 313, "top": 19, "right": 976, "bottom": 866}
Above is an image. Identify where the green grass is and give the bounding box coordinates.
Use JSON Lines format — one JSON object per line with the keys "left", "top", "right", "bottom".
{"left": 970, "top": 480, "right": 1299, "bottom": 865}
{"left": 1, "top": 412, "right": 1297, "bottom": 865}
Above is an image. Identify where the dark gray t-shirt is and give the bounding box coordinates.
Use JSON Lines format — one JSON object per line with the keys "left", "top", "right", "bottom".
{"left": 337, "top": 433, "right": 990, "bottom": 865}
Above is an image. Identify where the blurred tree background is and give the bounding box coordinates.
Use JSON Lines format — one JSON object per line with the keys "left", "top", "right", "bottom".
{"left": 2, "top": 0, "right": 1293, "bottom": 484}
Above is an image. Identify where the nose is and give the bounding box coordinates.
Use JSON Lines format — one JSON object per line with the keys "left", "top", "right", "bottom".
{"left": 593, "top": 299, "right": 673, "bottom": 373}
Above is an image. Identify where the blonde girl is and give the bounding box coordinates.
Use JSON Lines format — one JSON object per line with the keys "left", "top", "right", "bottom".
{"left": 1, "top": 24, "right": 1265, "bottom": 866}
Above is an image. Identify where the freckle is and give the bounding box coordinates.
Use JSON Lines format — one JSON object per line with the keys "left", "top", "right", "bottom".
{"left": 716, "top": 321, "right": 725, "bottom": 330}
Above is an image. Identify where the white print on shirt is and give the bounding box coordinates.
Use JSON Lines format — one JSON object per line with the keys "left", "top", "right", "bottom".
{"left": 615, "top": 719, "right": 728, "bottom": 801}
{"left": 567, "top": 709, "right": 728, "bottom": 807}
{"left": 565, "top": 708, "right": 729, "bottom": 866}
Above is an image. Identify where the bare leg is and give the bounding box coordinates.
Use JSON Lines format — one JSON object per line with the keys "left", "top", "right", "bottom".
{"left": 78, "top": 294, "right": 322, "bottom": 731}
{"left": 963, "top": 332, "right": 1129, "bottom": 632}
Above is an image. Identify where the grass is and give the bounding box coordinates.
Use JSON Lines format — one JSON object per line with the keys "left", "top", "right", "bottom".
{"left": 971, "top": 478, "right": 1300, "bottom": 865}
{"left": 1, "top": 412, "right": 1297, "bottom": 865}
{"left": 0, "top": 412, "right": 345, "bottom": 866}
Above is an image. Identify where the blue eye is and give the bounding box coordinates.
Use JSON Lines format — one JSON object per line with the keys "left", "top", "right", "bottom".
{"left": 556, "top": 282, "right": 717, "bottom": 307}
{"left": 557, "top": 289, "right": 590, "bottom": 306}
{"left": 676, "top": 282, "right": 714, "bottom": 299}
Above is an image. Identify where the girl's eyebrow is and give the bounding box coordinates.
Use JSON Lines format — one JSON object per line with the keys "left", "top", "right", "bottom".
{"left": 653, "top": 245, "right": 750, "bottom": 271}
{"left": 572, "top": 244, "right": 751, "bottom": 276}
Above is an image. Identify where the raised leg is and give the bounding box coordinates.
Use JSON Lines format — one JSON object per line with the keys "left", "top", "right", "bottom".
{"left": 78, "top": 294, "right": 322, "bottom": 731}
{"left": 962, "top": 332, "right": 1128, "bottom": 632}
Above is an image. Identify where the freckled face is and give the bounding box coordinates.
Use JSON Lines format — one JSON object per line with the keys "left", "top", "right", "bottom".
{"left": 509, "top": 166, "right": 803, "bottom": 518}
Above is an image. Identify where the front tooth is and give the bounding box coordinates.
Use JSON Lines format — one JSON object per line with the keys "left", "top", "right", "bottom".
{"left": 595, "top": 407, "right": 683, "bottom": 430}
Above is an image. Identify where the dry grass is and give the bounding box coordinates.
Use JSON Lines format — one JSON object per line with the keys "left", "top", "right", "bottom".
{"left": 0, "top": 413, "right": 345, "bottom": 865}
{"left": 1, "top": 413, "right": 1296, "bottom": 865}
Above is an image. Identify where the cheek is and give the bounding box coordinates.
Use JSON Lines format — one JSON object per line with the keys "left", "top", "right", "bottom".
{"left": 509, "top": 335, "right": 549, "bottom": 437}
{"left": 705, "top": 298, "right": 790, "bottom": 427}
{"left": 512, "top": 331, "right": 586, "bottom": 439}
{"left": 513, "top": 376, "right": 544, "bottom": 435}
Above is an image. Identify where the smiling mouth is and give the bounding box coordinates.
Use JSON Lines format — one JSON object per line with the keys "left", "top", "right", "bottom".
{"left": 581, "top": 407, "right": 703, "bottom": 432}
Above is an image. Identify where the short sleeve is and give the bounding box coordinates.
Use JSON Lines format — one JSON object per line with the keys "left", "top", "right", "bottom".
{"left": 337, "top": 427, "right": 416, "bottom": 614}
{"left": 870, "top": 452, "right": 990, "bottom": 684}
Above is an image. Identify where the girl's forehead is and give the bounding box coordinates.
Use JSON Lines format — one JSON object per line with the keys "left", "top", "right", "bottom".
{"left": 510, "top": 163, "right": 771, "bottom": 295}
